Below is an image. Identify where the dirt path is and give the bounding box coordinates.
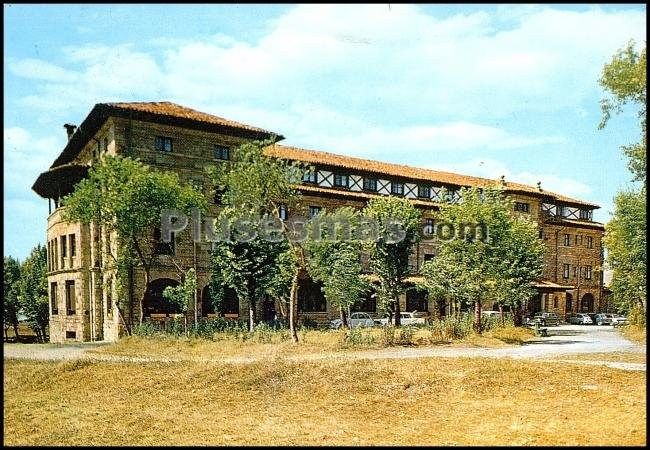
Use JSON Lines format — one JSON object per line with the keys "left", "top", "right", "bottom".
{"left": 4, "top": 325, "right": 645, "bottom": 371}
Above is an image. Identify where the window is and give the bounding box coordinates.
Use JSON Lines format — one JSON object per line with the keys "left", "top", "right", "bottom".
{"left": 575, "top": 235, "right": 582, "bottom": 246}
{"left": 302, "top": 170, "right": 317, "bottom": 184}
{"left": 69, "top": 234, "right": 76, "bottom": 258}
{"left": 585, "top": 266, "right": 592, "bottom": 280}
{"left": 539, "top": 229, "right": 544, "bottom": 239}
{"left": 297, "top": 278, "right": 327, "bottom": 312}
{"left": 66, "top": 331, "right": 77, "bottom": 339}
{"left": 334, "top": 173, "right": 349, "bottom": 188}
{"left": 406, "top": 290, "right": 428, "bottom": 312}
{"left": 308, "top": 206, "right": 322, "bottom": 219}
{"left": 213, "top": 188, "right": 224, "bottom": 205}
{"left": 53, "top": 238, "right": 58, "bottom": 270}
{"left": 214, "top": 145, "right": 230, "bottom": 160}
{"left": 351, "top": 292, "right": 377, "bottom": 313}
{"left": 153, "top": 227, "right": 175, "bottom": 255}
{"left": 61, "top": 235, "right": 67, "bottom": 258}
{"left": 424, "top": 218, "right": 434, "bottom": 235}
{"left": 579, "top": 209, "right": 592, "bottom": 220}
{"left": 418, "top": 185, "right": 431, "bottom": 199}
{"left": 573, "top": 266, "right": 578, "bottom": 278}
{"left": 586, "top": 236, "right": 593, "bottom": 249}
{"left": 563, "top": 264, "right": 570, "bottom": 279}
{"left": 65, "top": 280, "right": 76, "bottom": 315}
{"left": 363, "top": 178, "right": 377, "bottom": 192}
{"left": 278, "top": 204, "right": 288, "bottom": 221}
{"left": 154, "top": 136, "right": 173, "bottom": 152}
{"left": 514, "top": 202, "right": 530, "bottom": 213}
{"left": 424, "top": 253, "right": 435, "bottom": 262}
{"left": 50, "top": 282, "right": 58, "bottom": 315}
{"left": 391, "top": 182, "right": 404, "bottom": 196}
{"left": 564, "top": 234, "right": 570, "bottom": 246}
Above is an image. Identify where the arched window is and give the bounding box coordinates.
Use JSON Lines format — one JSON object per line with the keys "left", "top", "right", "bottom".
{"left": 143, "top": 278, "right": 180, "bottom": 316}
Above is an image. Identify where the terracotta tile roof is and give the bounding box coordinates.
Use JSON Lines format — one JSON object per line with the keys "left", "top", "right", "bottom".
{"left": 532, "top": 280, "right": 574, "bottom": 290}
{"left": 544, "top": 217, "right": 606, "bottom": 230}
{"left": 265, "top": 144, "right": 599, "bottom": 209}
{"left": 106, "top": 102, "right": 276, "bottom": 136}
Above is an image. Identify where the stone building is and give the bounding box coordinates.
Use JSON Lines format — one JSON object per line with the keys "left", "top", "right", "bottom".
{"left": 32, "top": 102, "right": 605, "bottom": 342}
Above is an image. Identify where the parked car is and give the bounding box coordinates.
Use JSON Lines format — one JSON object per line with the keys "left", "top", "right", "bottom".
{"left": 481, "top": 310, "right": 501, "bottom": 318}
{"left": 594, "top": 313, "right": 614, "bottom": 326}
{"left": 586, "top": 313, "right": 598, "bottom": 325}
{"left": 567, "top": 313, "right": 593, "bottom": 325}
{"left": 611, "top": 314, "right": 629, "bottom": 327}
{"left": 329, "top": 312, "right": 375, "bottom": 329}
{"left": 375, "top": 311, "right": 427, "bottom": 326}
{"left": 529, "top": 312, "right": 560, "bottom": 326}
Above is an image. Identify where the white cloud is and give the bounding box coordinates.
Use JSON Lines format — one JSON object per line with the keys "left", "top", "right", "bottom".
{"left": 8, "top": 58, "right": 78, "bottom": 82}
{"left": 428, "top": 157, "right": 593, "bottom": 201}
{"left": 4, "top": 127, "right": 65, "bottom": 199}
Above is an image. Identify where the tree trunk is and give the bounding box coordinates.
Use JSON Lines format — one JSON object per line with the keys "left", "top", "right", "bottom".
{"left": 340, "top": 307, "right": 349, "bottom": 329}
{"left": 248, "top": 298, "right": 256, "bottom": 332}
{"left": 117, "top": 305, "right": 131, "bottom": 336}
{"left": 140, "top": 269, "right": 150, "bottom": 325}
{"left": 289, "top": 270, "right": 299, "bottom": 343}
{"left": 513, "top": 301, "right": 523, "bottom": 327}
{"left": 499, "top": 303, "right": 505, "bottom": 326}
{"left": 394, "top": 294, "right": 401, "bottom": 327}
{"left": 474, "top": 300, "right": 482, "bottom": 334}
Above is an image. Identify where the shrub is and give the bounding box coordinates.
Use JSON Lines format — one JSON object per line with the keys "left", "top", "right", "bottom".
{"left": 397, "top": 326, "right": 415, "bottom": 345}
{"left": 342, "top": 327, "right": 376, "bottom": 347}
{"left": 132, "top": 321, "right": 163, "bottom": 337}
{"left": 628, "top": 305, "right": 646, "bottom": 328}
{"left": 379, "top": 326, "right": 396, "bottom": 347}
{"left": 299, "top": 316, "right": 320, "bottom": 330}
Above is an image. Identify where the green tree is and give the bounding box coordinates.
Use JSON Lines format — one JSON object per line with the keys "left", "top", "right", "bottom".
{"left": 207, "top": 139, "right": 306, "bottom": 341}
{"left": 4, "top": 256, "right": 22, "bottom": 339}
{"left": 604, "top": 189, "right": 646, "bottom": 313}
{"left": 599, "top": 40, "right": 646, "bottom": 183}
{"left": 599, "top": 41, "right": 647, "bottom": 318}
{"left": 209, "top": 208, "right": 292, "bottom": 331}
{"left": 420, "top": 187, "right": 544, "bottom": 332}
{"left": 62, "top": 155, "right": 206, "bottom": 330}
{"left": 18, "top": 245, "right": 49, "bottom": 342}
{"left": 163, "top": 267, "right": 197, "bottom": 335}
{"left": 306, "top": 207, "right": 369, "bottom": 327}
{"left": 363, "top": 196, "right": 422, "bottom": 326}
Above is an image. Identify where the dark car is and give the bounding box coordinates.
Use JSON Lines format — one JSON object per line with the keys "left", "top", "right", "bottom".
{"left": 530, "top": 312, "right": 560, "bottom": 326}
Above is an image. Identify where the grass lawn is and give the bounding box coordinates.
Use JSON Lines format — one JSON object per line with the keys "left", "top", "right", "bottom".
{"left": 86, "top": 326, "right": 535, "bottom": 361}
{"left": 4, "top": 356, "right": 645, "bottom": 445}
{"left": 620, "top": 325, "right": 647, "bottom": 345}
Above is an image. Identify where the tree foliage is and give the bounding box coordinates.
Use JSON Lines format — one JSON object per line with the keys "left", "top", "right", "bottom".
{"left": 420, "top": 187, "right": 544, "bottom": 331}
{"left": 62, "top": 155, "right": 206, "bottom": 328}
{"left": 4, "top": 256, "right": 22, "bottom": 339}
{"left": 599, "top": 41, "right": 647, "bottom": 316}
{"left": 305, "top": 207, "right": 369, "bottom": 326}
{"left": 18, "top": 245, "right": 49, "bottom": 342}
{"left": 603, "top": 188, "right": 646, "bottom": 313}
{"left": 209, "top": 208, "right": 292, "bottom": 331}
{"left": 207, "top": 140, "right": 306, "bottom": 340}
{"left": 599, "top": 40, "right": 646, "bottom": 183}
{"left": 363, "top": 196, "right": 422, "bottom": 326}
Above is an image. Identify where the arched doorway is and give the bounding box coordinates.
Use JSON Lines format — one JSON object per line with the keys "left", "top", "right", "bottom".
{"left": 566, "top": 293, "right": 573, "bottom": 313}
{"left": 201, "top": 285, "right": 239, "bottom": 316}
{"left": 580, "top": 293, "right": 594, "bottom": 312}
{"left": 406, "top": 289, "right": 428, "bottom": 312}
{"left": 143, "top": 278, "right": 180, "bottom": 317}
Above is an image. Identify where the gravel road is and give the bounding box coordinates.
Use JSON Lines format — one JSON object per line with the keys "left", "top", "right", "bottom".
{"left": 4, "top": 324, "right": 645, "bottom": 371}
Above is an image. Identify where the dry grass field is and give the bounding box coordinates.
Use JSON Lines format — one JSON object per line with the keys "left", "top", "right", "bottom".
{"left": 86, "top": 326, "right": 534, "bottom": 361}
{"left": 621, "top": 325, "right": 647, "bottom": 345}
{"left": 4, "top": 355, "right": 645, "bottom": 446}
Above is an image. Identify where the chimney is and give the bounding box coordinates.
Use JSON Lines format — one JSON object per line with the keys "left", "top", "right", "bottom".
{"left": 64, "top": 123, "right": 77, "bottom": 141}
{"left": 537, "top": 181, "right": 543, "bottom": 192}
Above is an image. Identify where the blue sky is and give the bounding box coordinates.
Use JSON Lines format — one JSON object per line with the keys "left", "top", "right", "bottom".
{"left": 4, "top": 4, "right": 646, "bottom": 260}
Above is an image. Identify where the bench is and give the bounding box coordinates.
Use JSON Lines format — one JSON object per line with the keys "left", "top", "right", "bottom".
{"left": 533, "top": 322, "right": 548, "bottom": 337}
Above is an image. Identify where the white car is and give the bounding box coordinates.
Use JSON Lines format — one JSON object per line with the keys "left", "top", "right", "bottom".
{"left": 329, "top": 312, "right": 375, "bottom": 329}
{"left": 611, "top": 314, "right": 629, "bottom": 327}
{"left": 567, "top": 313, "right": 593, "bottom": 325}
{"left": 375, "top": 311, "right": 427, "bottom": 326}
